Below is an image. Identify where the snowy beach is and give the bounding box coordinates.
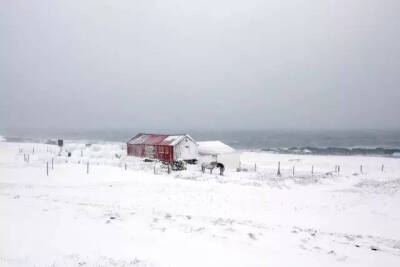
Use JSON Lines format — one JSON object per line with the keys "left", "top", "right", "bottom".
{"left": 1, "top": 140, "right": 400, "bottom": 267}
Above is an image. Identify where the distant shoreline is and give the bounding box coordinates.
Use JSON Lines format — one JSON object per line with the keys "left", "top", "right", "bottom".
{"left": 2, "top": 135, "right": 400, "bottom": 158}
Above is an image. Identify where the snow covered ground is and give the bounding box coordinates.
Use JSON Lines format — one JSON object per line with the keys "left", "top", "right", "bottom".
{"left": 1, "top": 141, "right": 400, "bottom": 267}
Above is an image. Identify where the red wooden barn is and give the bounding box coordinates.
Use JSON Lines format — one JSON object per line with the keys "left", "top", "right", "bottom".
{"left": 127, "top": 133, "right": 198, "bottom": 163}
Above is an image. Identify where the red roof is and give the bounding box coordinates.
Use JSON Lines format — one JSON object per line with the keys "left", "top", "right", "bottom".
{"left": 127, "top": 133, "right": 193, "bottom": 146}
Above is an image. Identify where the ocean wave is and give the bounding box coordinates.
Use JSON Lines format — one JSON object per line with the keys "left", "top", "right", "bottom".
{"left": 262, "top": 146, "right": 400, "bottom": 157}
{"left": 3, "top": 134, "right": 400, "bottom": 157}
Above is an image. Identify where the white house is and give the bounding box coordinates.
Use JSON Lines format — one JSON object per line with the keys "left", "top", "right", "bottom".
{"left": 197, "top": 141, "right": 240, "bottom": 170}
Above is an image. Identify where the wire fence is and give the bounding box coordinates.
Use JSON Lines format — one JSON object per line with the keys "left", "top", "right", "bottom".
{"left": 15, "top": 145, "right": 397, "bottom": 178}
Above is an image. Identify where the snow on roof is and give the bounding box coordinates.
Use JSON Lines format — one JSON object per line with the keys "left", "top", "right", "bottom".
{"left": 127, "top": 133, "right": 194, "bottom": 146}
{"left": 163, "top": 135, "right": 185, "bottom": 146}
{"left": 198, "top": 141, "right": 235, "bottom": 155}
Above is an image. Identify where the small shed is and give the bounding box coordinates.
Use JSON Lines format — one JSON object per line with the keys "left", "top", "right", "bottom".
{"left": 198, "top": 141, "right": 241, "bottom": 170}
{"left": 127, "top": 133, "right": 198, "bottom": 163}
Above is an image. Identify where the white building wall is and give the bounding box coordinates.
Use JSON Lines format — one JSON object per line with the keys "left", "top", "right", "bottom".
{"left": 174, "top": 138, "right": 198, "bottom": 160}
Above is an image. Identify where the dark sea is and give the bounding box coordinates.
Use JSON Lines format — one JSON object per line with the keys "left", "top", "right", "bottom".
{"left": 2, "top": 128, "right": 400, "bottom": 156}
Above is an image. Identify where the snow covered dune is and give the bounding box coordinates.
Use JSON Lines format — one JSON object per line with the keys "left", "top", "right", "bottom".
{"left": 0, "top": 142, "right": 400, "bottom": 266}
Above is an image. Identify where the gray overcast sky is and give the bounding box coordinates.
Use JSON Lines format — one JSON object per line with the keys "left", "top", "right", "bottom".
{"left": 1, "top": 0, "right": 400, "bottom": 130}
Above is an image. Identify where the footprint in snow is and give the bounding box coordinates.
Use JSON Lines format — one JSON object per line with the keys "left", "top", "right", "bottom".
{"left": 370, "top": 246, "right": 380, "bottom": 251}
{"left": 328, "top": 250, "right": 336, "bottom": 255}
{"left": 248, "top": 233, "right": 257, "bottom": 240}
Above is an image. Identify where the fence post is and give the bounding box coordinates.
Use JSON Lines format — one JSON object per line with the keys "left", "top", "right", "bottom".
{"left": 52, "top": 158, "right": 54, "bottom": 170}
{"left": 125, "top": 163, "right": 127, "bottom": 170}
{"left": 168, "top": 164, "right": 171, "bottom": 174}
{"left": 381, "top": 164, "right": 384, "bottom": 172}
{"left": 360, "top": 165, "right": 363, "bottom": 174}
{"left": 311, "top": 165, "right": 314, "bottom": 176}
{"left": 46, "top": 162, "right": 49, "bottom": 176}
{"left": 87, "top": 162, "right": 89, "bottom": 174}
{"left": 33, "top": 147, "right": 34, "bottom": 154}
{"left": 292, "top": 166, "right": 295, "bottom": 177}
{"left": 277, "top": 161, "right": 281, "bottom": 176}
{"left": 254, "top": 163, "right": 257, "bottom": 172}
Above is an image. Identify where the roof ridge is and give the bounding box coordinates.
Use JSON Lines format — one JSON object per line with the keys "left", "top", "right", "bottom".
{"left": 138, "top": 133, "right": 188, "bottom": 136}
{"left": 127, "top": 133, "right": 194, "bottom": 145}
